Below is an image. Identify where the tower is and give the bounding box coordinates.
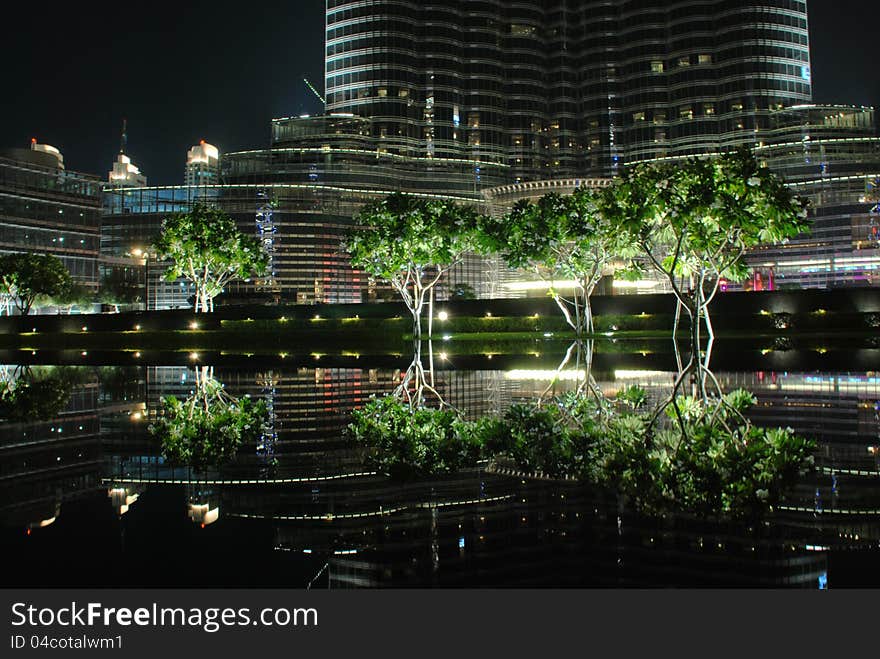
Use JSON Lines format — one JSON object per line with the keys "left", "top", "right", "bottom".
{"left": 185, "top": 140, "right": 220, "bottom": 187}
{"left": 108, "top": 119, "right": 147, "bottom": 187}
{"left": 324, "top": 0, "right": 812, "bottom": 180}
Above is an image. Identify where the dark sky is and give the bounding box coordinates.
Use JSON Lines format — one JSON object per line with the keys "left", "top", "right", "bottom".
{"left": 1, "top": 0, "right": 876, "bottom": 184}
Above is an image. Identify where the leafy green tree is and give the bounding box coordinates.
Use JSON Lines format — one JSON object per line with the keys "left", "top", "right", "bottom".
{"left": 0, "top": 252, "right": 73, "bottom": 315}
{"left": 153, "top": 204, "right": 269, "bottom": 313}
{"left": 98, "top": 270, "right": 142, "bottom": 312}
{"left": 0, "top": 366, "right": 86, "bottom": 422}
{"left": 599, "top": 149, "right": 809, "bottom": 363}
{"left": 0, "top": 273, "right": 14, "bottom": 316}
{"left": 348, "top": 395, "right": 483, "bottom": 480}
{"left": 470, "top": 385, "right": 815, "bottom": 516}
{"left": 52, "top": 282, "right": 93, "bottom": 314}
{"left": 345, "top": 193, "right": 482, "bottom": 341}
{"left": 479, "top": 187, "right": 637, "bottom": 335}
{"left": 149, "top": 367, "right": 269, "bottom": 470}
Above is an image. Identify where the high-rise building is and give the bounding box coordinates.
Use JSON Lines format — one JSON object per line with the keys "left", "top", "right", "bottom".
{"left": 746, "top": 105, "right": 880, "bottom": 289}
{"left": 108, "top": 153, "right": 147, "bottom": 188}
{"left": 0, "top": 142, "right": 103, "bottom": 297}
{"left": 100, "top": 0, "right": 876, "bottom": 311}
{"left": 325, "top": 0, "right": 812, "bottom": 181}
{"left": 184, "top": 141, "right": 220, "bottom": 188}
{"left": 107, "top": 120, "right": 147, "bottom": 188}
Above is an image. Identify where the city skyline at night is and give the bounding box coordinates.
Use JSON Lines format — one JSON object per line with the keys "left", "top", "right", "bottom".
{"left": 3, "top": 2, "right": 880, "bottom": 635}
{"left": 1, "top": 0, "right": 877, "bottom": 183}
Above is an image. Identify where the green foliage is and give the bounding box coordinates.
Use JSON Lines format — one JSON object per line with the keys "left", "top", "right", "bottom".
{"left": 477, "top": 187, "right": 640, "bottom": 333}
{"left": 479, "top": 188, "right": 637, "bottom": 281}
{"left": 441, "top": 315, "right": 568, "bottom": 333}
{"left": 651, "top": 392, "right": 815, "bottom": 514}
{"left": 52, "top": 282, "right": 93, "bottom": 313}
{"left": 0, "top": 252, "right": 73, "bottom": 315}
{"left": 346, "top": 382, "right": 814, "bottom": 515}
{"left": 149, "top": 378, "right": 269, "bottom": 470}
{"left": 615, "top": 385, "right": 649, "bottom": 410}
{"left": 600, "top": 149, "right": 810, "bottom": 294}
{"left": 153, "top": 204, "right": 269, "bottom": 313}
{"left": 0, "top": 366, "right": 86, "bottom": 422}
{"left": 346, "top": 194, "right": 481, "bottom": 286}
{"left": 347, "top": 396, "right": 483, "bottom": 480}
{"left": 99, "top": 270, "right": 142, "bottom": 307}
{"left": 345, "top": 194, "right": 484, "bottom": 337}
{"left": 475, "top": 404, "right": 576, "bottom": 478}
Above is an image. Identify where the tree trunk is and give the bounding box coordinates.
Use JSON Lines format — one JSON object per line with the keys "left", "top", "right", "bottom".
{"left": 411, "top": 293, "right": 421, "bottom": 342}
{"left": 692, "top": 270, "right": 711, "bottom": 403}
{"left": 583, "top": 280, "right": 597, "bottom": 336}
{"left": 552, "top": 293, "right": 577, "bottom": 333}
{"left": 427, "top": 286, "right": 434, "bottom": 339}
{"left": 199, "top": 285, "right": 210, "bottom": 314}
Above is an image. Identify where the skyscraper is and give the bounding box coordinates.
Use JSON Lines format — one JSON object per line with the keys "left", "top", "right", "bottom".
{"left": 185, "top": 141, "right": 220, "bottom": 188}
{"left": 108, "top": 153, "right": 147, "bottom": 187}
{"left": 0, "top": 142, "right": 103, "bottom": 296}
{"left": 325, "top": 0, "right": 812, "bottom": 180}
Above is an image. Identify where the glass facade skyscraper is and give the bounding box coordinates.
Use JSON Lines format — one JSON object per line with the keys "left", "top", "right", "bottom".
{"left": 98, "top": 1, "right": 875, "bottom": 309}
{"left": 325, "top": 0, "right": 812, "bottom": 180}
{"left": 0, "top": 147, "right": 103, "bottom": 293}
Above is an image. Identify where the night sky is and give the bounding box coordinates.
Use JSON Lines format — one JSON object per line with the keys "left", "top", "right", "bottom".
{"left": 1, "top": 0, "right": 875, "bottom": 184}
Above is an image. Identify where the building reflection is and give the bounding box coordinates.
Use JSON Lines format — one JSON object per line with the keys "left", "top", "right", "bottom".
{"left": 108, "top": 486, "right": 142, "bottom": 516}
{"left": 3, "top": 360, "right": 879, "bottom": 587}
{"left": 0, "top": 368, "right": 105, "bottom": 532}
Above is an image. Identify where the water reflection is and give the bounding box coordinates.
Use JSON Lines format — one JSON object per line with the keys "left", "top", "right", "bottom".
{"left": 0, "top": 365, "right": 83, "bottom": 423}
{"left": 1, "top": 353, "right": 879, "bottom": 587}
{"left": 149, "top": 365, "right": 269, "bottom": 470}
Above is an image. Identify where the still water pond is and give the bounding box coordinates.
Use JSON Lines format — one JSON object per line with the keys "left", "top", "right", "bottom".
{"left": 2, "top": 349, "right": 879, "bottom": 588}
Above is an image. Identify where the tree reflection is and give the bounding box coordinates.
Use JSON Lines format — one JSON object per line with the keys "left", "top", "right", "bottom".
{"left": 149, "top": 366, "right": 269, "bottom": 470}
{"left": 0, "top": 366, "right": 81, "bottom": 422}
{"left": 395, "top": 339, "right": 447, "bottom": 409}
{"left": 538, "top": 339, "right": 602, "bottom": 403}
{"left": 349, "top": 340, "right": 484, "bottom": 479}
{"left": 348, "top": 338, "right": 817, "bottom": 516}
{"left": 480, "top": 340, "right": 816, "bottom": 515}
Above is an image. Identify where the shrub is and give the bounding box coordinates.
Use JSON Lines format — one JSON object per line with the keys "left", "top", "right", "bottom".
{"left": 347, "top": 387, "right": 816, "bottom": 516}
{"left": 150, "top": 386, "right": 269, "bottom": 470}
{"left": 348, "top": 396, "right": 483, "bottom": 480}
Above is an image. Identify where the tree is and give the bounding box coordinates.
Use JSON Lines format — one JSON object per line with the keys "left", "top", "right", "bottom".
{"left": 149, "top": 366, "right": 269, "bottom": 470}
{"left": 345, "top": 193, "right": 482, "bottom": 341}
{"left": 348, "top": 395, "right": 482, "bottom": 480}
{"left": 153, "top": 204, "right": 270, "bottom": 313}
{"left": 600, "top": 149, "right": 809, "bottom": 375}
{"left": 52, "top": 282, "right": 93, "bottom": 314}
{"left": 478, "top": 187, "right": 637, "bottom": 336}
{"left": 98, "top": 270, "right": 142, "bottom": 312}
{"left": 471, "top": 385, "right": 815, "bottom": 515}
{"left": 0, "top": 252, "right": 72, "bottom": 315}
{"left": 0, "top": 366, "right": 85, "bottom": 422}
